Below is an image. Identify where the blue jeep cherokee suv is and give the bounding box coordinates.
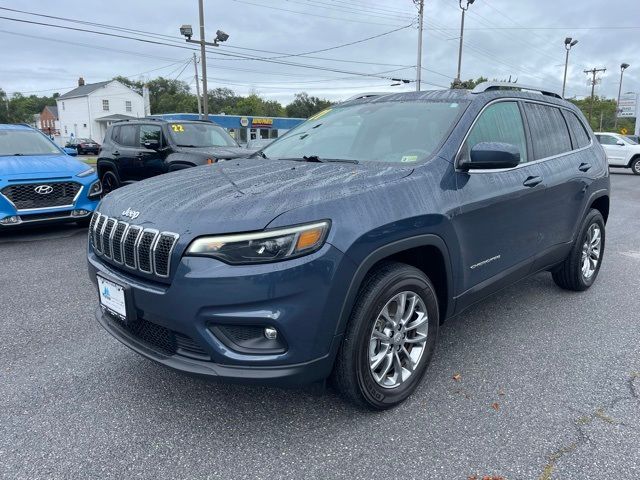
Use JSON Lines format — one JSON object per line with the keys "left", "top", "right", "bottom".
{"left": 1, "top": 124, "right": 102, "bottom": 228}
{"left": 88, "top": 83, "right": 609, "bottom": 409}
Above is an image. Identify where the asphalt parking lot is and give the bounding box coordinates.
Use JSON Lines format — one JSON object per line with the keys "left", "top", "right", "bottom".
{"left": 1, "top": 172, "right": 638, "bottom": 480}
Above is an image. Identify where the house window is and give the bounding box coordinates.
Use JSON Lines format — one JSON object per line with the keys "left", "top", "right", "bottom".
{"left": 102, "top": 99, "right": 109, "bottom": 111}
{"left": 64, "top": 126, "right": 68, "bottom": 134}
{"left": 62, "top": 102, "right": 65, "bottom": 111}
{"left": 125, "top": 100, "right": 132, "bottom": 112}
{"left": 83, "top": 124, "right": 87, "bottom": 128}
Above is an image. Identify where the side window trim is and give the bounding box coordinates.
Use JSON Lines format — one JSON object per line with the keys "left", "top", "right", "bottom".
{"left": 517, "top": 100, "right": 534, "bottom": 167}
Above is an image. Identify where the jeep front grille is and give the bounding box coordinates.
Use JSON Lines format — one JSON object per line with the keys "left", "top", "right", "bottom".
{"left": 1, "top": 181, "right": 82, "bottom": 210}
{"left": 90, "top": 212, "right": 179, "bottom": 278}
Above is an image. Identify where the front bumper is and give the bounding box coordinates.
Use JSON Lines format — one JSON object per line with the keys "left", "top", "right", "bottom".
{"left": 88, "top": 244, "right": 353, "bottom": 385}
{"left": 0, "top": 178, "right": 100, "bottom": 228}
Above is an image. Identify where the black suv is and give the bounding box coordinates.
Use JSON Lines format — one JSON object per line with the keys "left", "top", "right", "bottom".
{"left": 88, "top": 83, "right": 609, "bottom": 409}
{"left": 97, "top": 119, "right": 248, "bottom": 193}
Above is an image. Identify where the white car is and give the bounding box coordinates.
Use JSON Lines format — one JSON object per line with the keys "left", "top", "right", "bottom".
{"left": 595, "top": 132, "right": 640, "bottom": 175}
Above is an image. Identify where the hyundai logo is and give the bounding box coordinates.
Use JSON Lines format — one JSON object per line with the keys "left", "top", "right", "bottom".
{"left": 121, "top": 207, "right": 140, "bottom": 220}
{"left": 34, "top": 185, "right": 54, "bottom": 195}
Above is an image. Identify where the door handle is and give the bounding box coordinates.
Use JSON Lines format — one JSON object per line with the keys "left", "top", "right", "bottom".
{"left": 112, "top": 151, "right": 120, "bottom": 156}
{"left": 135, "top": 152, "right": 144, "bottom": 157}
{"left": 579, "top": 162, "right": 592, "bottom": 172}
{"left": 523, "top": 176, "right": 542, "bottom": 187}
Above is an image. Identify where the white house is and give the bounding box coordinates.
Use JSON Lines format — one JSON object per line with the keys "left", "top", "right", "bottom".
{"left": 57, "top": 77, "right": 145, "bottom": 144}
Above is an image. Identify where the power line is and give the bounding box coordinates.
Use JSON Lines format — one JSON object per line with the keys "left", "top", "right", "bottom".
{"left": 227, "top": 0, "right": 408, "bottom": 26}
{"left": 0, "top": 15, "right": 413, "bottom": 82}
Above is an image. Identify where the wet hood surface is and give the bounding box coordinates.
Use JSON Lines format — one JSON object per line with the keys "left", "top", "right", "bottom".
{"left": 0, "top": 154, "right": 87, "bottom": 178}
{"left": 180, "top": 146, "right": 251, "bottom": 160}
{"left": 97, "top": 158, "right": 412, "bottom": 235}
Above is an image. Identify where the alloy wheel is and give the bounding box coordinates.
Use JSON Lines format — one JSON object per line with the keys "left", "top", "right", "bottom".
{"left": 368, "top": 291, "right": 429, "bottom": 389}
{"left": 581, "top": 223, "right": 601, "bottom": 279}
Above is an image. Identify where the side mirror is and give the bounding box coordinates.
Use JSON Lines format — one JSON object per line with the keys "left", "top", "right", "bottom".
{"left": 616, "top": 140, "right": 625, "bottom": 146}
{"left": 144, "top": 140, "right": 161, "bottom": 150}
{"left": 460, "top": 142, "right": 521, "bottom": 170}
{"left": 63, "top": 147, "right": 78, "bottom": 156}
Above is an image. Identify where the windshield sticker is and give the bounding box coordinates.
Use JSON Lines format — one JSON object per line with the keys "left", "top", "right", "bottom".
{"left": 171, "top": 124, "right": 185, "bottom": 133}
{"left": 308, "top": 109, "right": 331, "bottom": 121}
{"left": 401, "top": 155, "right": 418, "bottom": 163}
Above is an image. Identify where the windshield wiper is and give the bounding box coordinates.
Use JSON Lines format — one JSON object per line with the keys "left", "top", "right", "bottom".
{"left": 281, "top": 155, "right": 359, "bottom": 164}
{"left": 251, "top": 151, "right": 269, "bottom": 159}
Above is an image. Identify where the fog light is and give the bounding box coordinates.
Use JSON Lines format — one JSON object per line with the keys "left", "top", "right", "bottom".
{"left": 264, "top": 327, "right": 278, "bottom": 340}
{"left": 71, "top": 209, "right": 90, "bottom": 217}
{"left": 0, "top": 215, "right": 20, "bottom": 225}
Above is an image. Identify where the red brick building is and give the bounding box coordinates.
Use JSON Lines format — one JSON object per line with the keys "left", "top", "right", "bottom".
{"left": 39, "top": 105, "right": 59, "bottom": 136}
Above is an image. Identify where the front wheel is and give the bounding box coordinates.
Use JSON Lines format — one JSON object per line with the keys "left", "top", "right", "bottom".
{"left": 100, "top": 170, "right": 120, "bottom": 195}
{"left": 332, "top": 262, "right": 439, "bottom": 410}
{"left": 552, "top": 209, "right": 605, "bottom": 291}
{"left": 631, "top": 157, "right": 640, "bottom": 175}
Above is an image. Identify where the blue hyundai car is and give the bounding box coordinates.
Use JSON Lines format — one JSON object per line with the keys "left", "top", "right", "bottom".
{"left": 0, "top": 124, "right": 102, "bottom": 228}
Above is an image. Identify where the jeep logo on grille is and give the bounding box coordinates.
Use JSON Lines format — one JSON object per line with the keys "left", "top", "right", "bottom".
{"left": 34, "top": 185, "right": 54, "bottom": 195}
{"left": 121, "top": 208, "right": 140, "bottom": 220}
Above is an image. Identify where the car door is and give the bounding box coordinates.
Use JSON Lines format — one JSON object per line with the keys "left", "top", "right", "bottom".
{"left": 521, "top": 102, "right": 586, "bottom": 254}
{"left": 596, "top": 134, "right": 626, "bottom": 166}
{"left": 453, "top": 100, "right": 547, "bottom": 303}
{"left": 136, "top": 124, "right": 168, "bottom": 180}
{"left": 112, "top": 124, "right": 139, "bottom": 182}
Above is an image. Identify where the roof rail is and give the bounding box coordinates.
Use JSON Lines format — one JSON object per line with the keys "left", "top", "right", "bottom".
{"left": 343, "top": 92, "right": 395, "bottom": 102}
{"left": 471, "top": 82, "right": 562, "bottom": 99}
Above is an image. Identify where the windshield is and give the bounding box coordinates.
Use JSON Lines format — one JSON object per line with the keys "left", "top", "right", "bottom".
{"left": 626, "top": 136, "right": 638, "bottom": 145}
{"left": 261, "top": 100, "right": 467, "bottom": 164}
{"left": 169, "top": 122, "right": 237, "bottom": 148}
{"left": 0, "top": 130, "right": 61, "bottom": 156}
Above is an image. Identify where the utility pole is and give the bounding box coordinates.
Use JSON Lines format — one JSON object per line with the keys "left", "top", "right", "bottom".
{"left": 415, "top": 0, "right": 424, "bottom": 92}
{"left": 193, "top": 52, "right": 202, "bottom": 116}
{"left": 614, "top": 63, "right": 630, "bottom": 129}
{"left": 584, "top": 67, "right": 606, "bottom": 124}
{"left": 179, "top": 3, "right": 229, "bottom": 120}
{"left": 454, "top": 0, "right": 475, "bottom": 87}
{"left": 198, "top": 0, "right": 208, "bottom": 119}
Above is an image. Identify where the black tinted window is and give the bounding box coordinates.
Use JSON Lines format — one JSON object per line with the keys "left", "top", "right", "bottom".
{"left": 463, "top": 101, "right": 528, "bottom": 163}
{"left": 564, "top": 111, "right": 591, "bottom": 148}
{"left": 525, "top": 103, "right": 572, "bottom": 159}
{"left": 139, "top": 125, "right": 162, "bottom": 147}
{"left": 116, "top": 125, "right": 138, "bottom": 147}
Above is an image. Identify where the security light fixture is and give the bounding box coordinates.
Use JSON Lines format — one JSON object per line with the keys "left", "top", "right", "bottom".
{"left": 214, "top": 30, "right": 229, "bottom": 45}
{"left": 179, "top": 24, "right": 193, "bottom": 40}
{"left": 621, "top": 63, "right": 630, "bottom": 70}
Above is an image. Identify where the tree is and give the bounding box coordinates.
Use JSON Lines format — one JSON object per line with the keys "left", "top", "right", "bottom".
{"left": 0, "top": 90, "right": 59, "bottom": 124}
{"left": 285, "top": 92, "right": 333, "bottom": 118}
{"left": 450, "top": 76, "right": 488, "bottom": 89}
{"left": 569, "top": 96, "right": 635, "bottom": 133}
{"left": 207, "top": 87, "right": 240, "bottom": 114}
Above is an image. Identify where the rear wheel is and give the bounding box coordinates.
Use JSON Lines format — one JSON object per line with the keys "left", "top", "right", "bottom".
{"left": 552, "top": 209, "right": 605, "bottom": 291}
{"left": 631, "top": 157, "right": 640, "bottom": 175}
{"left": 101, "top": 170, "right": 120, "bottom": 195}
{"left": 332, "top": 262, "right": 439, "bottom": 410}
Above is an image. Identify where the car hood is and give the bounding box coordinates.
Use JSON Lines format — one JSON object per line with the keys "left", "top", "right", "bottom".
{"left": 0, "top": 154, "right": 88, "bottom": 179}
{"left": 97, "top": 158, "right": 413, "bottom": 236}
{"left": 179, "top": 145, "right": 250, "bottom": 160}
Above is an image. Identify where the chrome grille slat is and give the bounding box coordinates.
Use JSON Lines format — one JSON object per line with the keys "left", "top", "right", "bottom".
{"left": 90, "top": 213, "right": 178, "bottom": 279}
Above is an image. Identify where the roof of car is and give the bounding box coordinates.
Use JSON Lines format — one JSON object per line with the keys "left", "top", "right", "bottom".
{"left": 341, "top": 84, "right": 571, "bottom": 109}
{"left": 113, "top": 117, "right": 217, "bottom": 125}
{"left": 0, "top": 124, "right": 34, "bottom": 131}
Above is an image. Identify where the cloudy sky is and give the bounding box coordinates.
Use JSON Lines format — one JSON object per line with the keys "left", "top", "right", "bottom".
{"left": 0, "top": 0, "right": 638, "bottom": 105}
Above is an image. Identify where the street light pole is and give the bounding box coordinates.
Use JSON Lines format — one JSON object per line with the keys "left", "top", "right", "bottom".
{"left": 561, "top": 37, "right": 578, "bottom": 98}
{"left": 614, "top": 63, "right": 630, "bottom": 129}
{"left": 198, "top": 0, "right": 208, "bottom": 120}
{"left": 415, "top": 0, "right": 424, "bottom": 92}
{"left": 179, "top": 4, "right": 229, "bottom": 120}
{"left": 454, "top": 0, "right": 475, "bottom": 86}
{"left": 193, "top": 52, "right": 202, "bottom": 116}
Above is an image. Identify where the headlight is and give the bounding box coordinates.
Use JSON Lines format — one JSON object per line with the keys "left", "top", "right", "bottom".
{"left": 88, "top": 180, "right": 102, "bottom": 199}
{"left": 186, "top": 221, "right": 330, "bottom": 264}
{"left": 77, "top": 167, "right": 95, "bottom": 177}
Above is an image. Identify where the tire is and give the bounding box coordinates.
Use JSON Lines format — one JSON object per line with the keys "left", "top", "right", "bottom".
{"left": 77, "top": 147, "right": 83, "bottom": 155}
{"left": 332, "top": 262, "right": 439, "bottom": 410}
{"left": 101, "top": 170, "right": 120, "bottom": 195}
{"left": 631, "top": 157, "right": 640, "bottom": 175}
{"left": 552, "top": 209, "right": 605, "bottom": 291}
